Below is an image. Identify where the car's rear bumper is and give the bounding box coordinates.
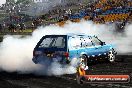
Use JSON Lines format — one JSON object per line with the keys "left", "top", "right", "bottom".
{"left": 32, "top": 55, "right": 68, "bottom": 65}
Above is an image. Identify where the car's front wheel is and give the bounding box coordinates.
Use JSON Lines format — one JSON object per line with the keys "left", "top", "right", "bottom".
{"left": 108, "top": 50, "right": 116, "bottom": 63}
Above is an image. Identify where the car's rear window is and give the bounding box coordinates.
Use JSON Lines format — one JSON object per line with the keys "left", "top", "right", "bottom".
{"left": 39, "top": 36, "right": 65, "bottom": 48}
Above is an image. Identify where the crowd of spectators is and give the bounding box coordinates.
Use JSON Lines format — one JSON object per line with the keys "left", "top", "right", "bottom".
{"left": 0, "top": 22, "right": 27, "bottom": 33}
{"left": 0, "top": 0, "right": 132, "bottom": 33}
{"left": 54, "top": 0, "right": 132, "bottom": 26}
{"left": 92, "top": 0, "right": 132, "bottom": 23}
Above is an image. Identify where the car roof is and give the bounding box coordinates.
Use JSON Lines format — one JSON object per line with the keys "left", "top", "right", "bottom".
{"left": 44, "top": 33, "right": 94, "bottom": 37}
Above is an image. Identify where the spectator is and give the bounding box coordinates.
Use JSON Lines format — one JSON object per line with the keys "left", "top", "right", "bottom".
{"left": 31, "top": 22, "right": 35, "bottom": 32}
{"left": 0, "top": 24, "right": 3, "bottom": 32}
{"left": 8, "top": 23, "right": 16, "bottom": 32}
{"left": 19, "top": 23, "right": 25, "bottom": 32}
{"left": 16, "top": 24, "right": 20, "bottom": 32}
{"left": 2, "top": 22, "right": 6, "bottom": 32}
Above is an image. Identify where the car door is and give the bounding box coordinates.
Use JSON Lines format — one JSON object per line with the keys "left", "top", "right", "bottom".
{"left": 91, "top": 36, "right": 108, "bottom": 56}
{"left": 81, "top": 36, "right": 96, "bottom": 56}
{"left": 68, "top": 36, "right": 81, "bottom": 59}
{"left": 68, "top": 36, "right": 87, "bottom": 59}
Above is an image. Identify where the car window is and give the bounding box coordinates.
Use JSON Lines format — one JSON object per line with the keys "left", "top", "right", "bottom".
{"left": 68, "top": 36, "right": 93, "bottom": 50}
{"left": 39, "top": 37, "right": 65, "bottom": 48}
{"left": 81, "top": 37, "right": 93, "bottom": 47}
{"left": 91, "top": 37, "right": 101, "bottom": 45}
{"left": 68, "top": 37, "right": 81, "bottom": 49}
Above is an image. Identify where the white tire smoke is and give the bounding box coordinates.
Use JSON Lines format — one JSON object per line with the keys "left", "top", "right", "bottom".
{"left": 0, "top": 21, "right": 131, "bottom": 75}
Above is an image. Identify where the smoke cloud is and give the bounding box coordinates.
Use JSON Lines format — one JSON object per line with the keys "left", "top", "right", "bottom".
{"left": 0, "top": 0, "right": 6, "bottom": 6}
{"left": 0, "top": 20, "right": 132, "bottom": 75}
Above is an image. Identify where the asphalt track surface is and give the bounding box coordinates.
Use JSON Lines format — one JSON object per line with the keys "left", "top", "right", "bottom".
{"left": 0, "top": 55, "right": 132, "bottom": 88}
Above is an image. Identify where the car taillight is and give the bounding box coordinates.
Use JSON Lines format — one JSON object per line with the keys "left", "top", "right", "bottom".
{"left": 33, "top": 51, "right": 42, "bottom": 56}
{"left": 64, "top": 52, "right": 69, "bottom": 57}
{"left": 33, "top": 51, "right": 35, "bottom": 56}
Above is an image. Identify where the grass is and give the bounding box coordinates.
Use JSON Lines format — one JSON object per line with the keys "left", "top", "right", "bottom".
{"left": 0, "top": 29, "right": 33, "bottom": 33}
{"left": 0, "top": 29, "right": 33, "bottom": 42}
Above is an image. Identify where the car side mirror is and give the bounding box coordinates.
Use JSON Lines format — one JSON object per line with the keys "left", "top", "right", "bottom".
{"left": 101, "top": 42, "right": 105, "bottom": 46}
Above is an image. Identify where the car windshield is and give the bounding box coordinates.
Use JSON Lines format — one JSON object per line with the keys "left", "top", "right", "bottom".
{"left": 39, "top": 36, "right": 65, "bottom": 48}
{"left": 91, "top": 36, "right": 101, "bottom": 45}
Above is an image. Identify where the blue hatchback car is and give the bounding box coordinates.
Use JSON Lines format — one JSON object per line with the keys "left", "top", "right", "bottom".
{"left": 32, "top": 34, "right": 117, "bottom": 66}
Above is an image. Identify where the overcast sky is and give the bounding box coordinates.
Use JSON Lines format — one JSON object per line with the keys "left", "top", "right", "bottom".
{"left": 0, "top": 0, "right": 6, "bottom": 6}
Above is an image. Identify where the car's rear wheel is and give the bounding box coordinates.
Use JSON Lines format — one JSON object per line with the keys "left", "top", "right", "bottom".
{"left": 108, "top": 50, "right": 116, "bottom": 63}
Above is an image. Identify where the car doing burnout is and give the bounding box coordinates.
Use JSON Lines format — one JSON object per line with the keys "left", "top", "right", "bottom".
{"left": 32, "top": 34, "right": 117, "bottom": 65}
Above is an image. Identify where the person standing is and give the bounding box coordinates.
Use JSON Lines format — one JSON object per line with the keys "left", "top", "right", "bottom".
{"left": 0, "top": 24, "right": 2, "bottom": 32}
{"left": 17, "top": 24, "right": 20, "bottom": 32}
{"left": 31, "top": 22, "right": 35, "bottom": 32}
